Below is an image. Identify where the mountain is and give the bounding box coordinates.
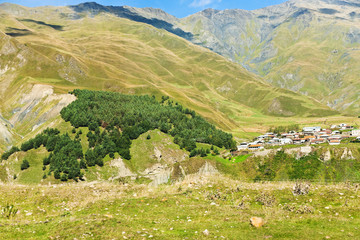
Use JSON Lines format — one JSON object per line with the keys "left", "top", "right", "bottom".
{"left": 180, "top": 0, "right": 360, "bottom": 114}
{"left": 66, "top": 1, "right": 360, "bottom": 115}
{"left": 0, "top": 2, "right": 337, "bottom": 151}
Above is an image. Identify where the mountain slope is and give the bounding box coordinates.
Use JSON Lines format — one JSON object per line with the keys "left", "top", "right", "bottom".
{"left": 178, "top": 0, "right": 360, "bottom": 114}
{"left": 71, "top": 1, "right": 360, "bottom": 114}
{"left": 0, "top": 2, "right": 338, "bottom": 151}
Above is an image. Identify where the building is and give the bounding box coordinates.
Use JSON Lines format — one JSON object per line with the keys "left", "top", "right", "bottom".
{"left": 351, "top": 129, "right": 360, "bottom": 137}
{"left": 303, "top": 127, "right": 321, "bottom": 135}
{"left": 237, "top": 142, "right": 249, "bottom": 150}
{"left": 310, "top": 139, "right": 325, "bottom": 145}
{"left": 280, "top": 138, "right": 293, "bottom": 145}
{"left": 319, "top": 134, "right": 330, "bottom": 139}
{"left": 248, "top": 144, "right": 263, "bottom": 150}
{"left": 304, "top": 135, "right": 315, "bottom": 141}
{"left": 329, "top": 140, "right": 341, "bottom": 145}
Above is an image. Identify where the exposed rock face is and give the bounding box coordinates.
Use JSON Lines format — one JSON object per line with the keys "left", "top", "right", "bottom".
{"left": 341, "top": 148, "right": 355, "bottom": 160}
{"left": 9, "top": 84, "right": 76, "bottom": 128}
{"left": 143, "top": 164, "right": 172, "bottom": 186}
{"left": 109, "top": 158, "right": 136, "bottom": 178}
{"left": 322, "top": 149, "right": 332, "bottom": 162}
{"left": 198, "top": 162, "right": 218, "bottom": 175}
{"left": 0, "top": 116, "right": 12, "bottom": 146}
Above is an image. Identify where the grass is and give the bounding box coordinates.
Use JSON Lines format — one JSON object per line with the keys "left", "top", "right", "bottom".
{"left": 0, "top": 177, "right": 359, "bottom": 239}
{"left": 129, "top": 129, "right": 188, "bottom": 173}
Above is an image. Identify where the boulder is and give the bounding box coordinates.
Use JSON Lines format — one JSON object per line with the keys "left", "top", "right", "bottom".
{"left": 250, "top": 217, "right": 265, "bottom": 228}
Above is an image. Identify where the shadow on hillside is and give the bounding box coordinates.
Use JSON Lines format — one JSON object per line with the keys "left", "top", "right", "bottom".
{"left": 5, "top": 27, "right": 33, "bottom": 37}
{"left": 70, "top": 3, "right": 193, "bottom": 41}
{"left": 18, "top": 19, "right": 64, "bottom": 31}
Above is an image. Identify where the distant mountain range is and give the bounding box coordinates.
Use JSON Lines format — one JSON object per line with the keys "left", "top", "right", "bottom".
{"left": 52, "top": 0, "right": 360, "bottom": 115}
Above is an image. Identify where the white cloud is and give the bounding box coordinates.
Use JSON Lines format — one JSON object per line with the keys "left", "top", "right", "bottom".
{"left": 189, "top": 0, "right": 222, "bottom": 8}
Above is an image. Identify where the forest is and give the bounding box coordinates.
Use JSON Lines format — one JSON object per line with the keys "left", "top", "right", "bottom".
{"left": 1, "top": 90, "right": 236, "bottom": 181}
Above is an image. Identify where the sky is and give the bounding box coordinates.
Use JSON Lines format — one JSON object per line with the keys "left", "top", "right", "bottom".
{"left": 0, "top": 0, "right": 288, "bottom": 18}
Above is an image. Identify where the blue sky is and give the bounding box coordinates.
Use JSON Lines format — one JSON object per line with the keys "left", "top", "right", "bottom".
{"left": 0, "top": 0, "right": 288, "bottom": 18}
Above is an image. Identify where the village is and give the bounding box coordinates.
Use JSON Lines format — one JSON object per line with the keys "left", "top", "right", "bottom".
{"left": 238, "top": 123, "right": 360, "bottom": 151}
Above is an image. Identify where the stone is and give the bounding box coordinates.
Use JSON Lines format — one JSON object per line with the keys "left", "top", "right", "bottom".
{"left": 203, "top": 229, "right": 209, "bottom": 236}
{"left": 250, "top": 217, "right": 265, "bottom": 228}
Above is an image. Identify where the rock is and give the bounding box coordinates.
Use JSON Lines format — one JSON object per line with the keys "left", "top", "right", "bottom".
{"left": 198, "top": 162, "right": 218, "bottom": 175}
{"left": 250, "top": 217, "right": 265, "bottom": 228}
{"left": 203, "top": 229, "right": 209, "bottom": 236}
{"left": 322, "top": 150, "right": 331, "bottom": 162}
{"left": 292, "top": 182, "right": 310, "bottom": 196}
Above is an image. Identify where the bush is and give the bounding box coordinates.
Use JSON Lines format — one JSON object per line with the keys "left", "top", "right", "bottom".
{"left": 61, "top": 173, "right": 68, "bottom": 182}
{"left": 146, "top": 134, "right": 151, "bottom": 140}
{"left": 1, "top": 204, "right": 18, "bottom": 219}
{"left": 20, "top": 159, "right": 30, "bottom": 170}
{"left": 1, "top": 146, "right": 20, "bottom": 160}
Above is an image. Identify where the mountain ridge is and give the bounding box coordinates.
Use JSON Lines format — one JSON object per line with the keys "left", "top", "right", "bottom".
{"left": 0, "top": 1, "right": 341, "bottom": 151}
{"left": 42, "top": 0, "right": 360, "bottom": 114}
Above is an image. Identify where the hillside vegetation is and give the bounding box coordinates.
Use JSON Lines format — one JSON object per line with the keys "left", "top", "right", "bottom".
{"left": 0, "top": 179, "right": 359, "bottom": 239}
{"left": 1, "top": 90, "right": 236, "bottom": 183}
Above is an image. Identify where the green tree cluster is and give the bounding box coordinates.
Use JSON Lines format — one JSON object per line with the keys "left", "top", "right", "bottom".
{"left": 19, "top": 128, "right": 84, "bottom": 181}
{"left": 60, "top": 90, "right": 236, "bottom": 158}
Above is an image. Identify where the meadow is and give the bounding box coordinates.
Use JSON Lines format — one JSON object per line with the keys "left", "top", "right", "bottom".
{"left": 0, "top": 176, "right": 359, "bottom": 239}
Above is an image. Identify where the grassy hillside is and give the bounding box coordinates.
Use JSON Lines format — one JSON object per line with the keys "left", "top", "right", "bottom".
{"left": 0, "top": 3, "right": 342, "bottom": 150}
{"left": 179, "top": 2, "right": 360, "bottom": 115}
{"left": 0, "top": 179, "right": 359, "bottom": 239}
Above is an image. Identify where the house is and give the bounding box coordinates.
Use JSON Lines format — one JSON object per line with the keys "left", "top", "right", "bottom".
{"left": 351, "top": 129, "right": 360, "bottom": 137}
{"left": 293, "top": 138, "right": 302, "bottom": 144}
{"left": 248, "top": 144, "right": 263, "bottom": 150}
{"left": 265, "top": 133, "right": 276, "bottom": 138}
{"left": 329, "top": 135, "right": 341, "bottom": 141}
{"left": 237, "top": 142, "right": 249, "bottom": 150}
{"left": 280, "top": 138, "right": 293, "bottom": 145}
{"left": 319, "top": 134, "right": 330, "bottom": 139}
{"left": 332, "top": 130, "right": 341, "bottom": 135}
{"left": 330, "top": 125, "right": 338, "bottom": 129}
{"left": 310, "top": 139, "right": 325, "bottom": 145}
{"left": 318, "top": 129, "right": 332, "bottom": 135}
{"left": 304, "top": 135, "right": 316, "bottom": 141}
{"left": 303, "top": 127, "right": 321, "bottom": 135}
{"left": 329, "top": 140, "right": 341, "bottom": 145}
{"left": 281, "top": 133, "right": 288, "bottom": 138}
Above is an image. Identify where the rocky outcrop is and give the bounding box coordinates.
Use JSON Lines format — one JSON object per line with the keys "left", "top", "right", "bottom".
{"left": 143, "top": 164, "right": 172, "bottom": 186}
{"left": 198, "top": 162, "right": 218, "bottom": 175}
{"left": 9, "top": 84, "right": 76, "bottom": 128}
{"left": 109, "top": 158, "right": 136, "bottom": 179}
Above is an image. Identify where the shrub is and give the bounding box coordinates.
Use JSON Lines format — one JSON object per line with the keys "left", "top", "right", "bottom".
{"left": 1, "top": 204, "right": 18, "bottom": 219}
{"left": 292, "top": 182, "right": 311, "bottom": 196}
{"left": 1, "top": 146, "right": 20, "bottom": 160}
{"left": 255, "top": 192, "right": 276, "bottom": 207}
{"left": 20, "top": 159, "right": 30, "bottom": 170}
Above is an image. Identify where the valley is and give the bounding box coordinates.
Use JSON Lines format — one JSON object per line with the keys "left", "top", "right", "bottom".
{"left": 0, "top": 1, "right": 360, "bottom": 238}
